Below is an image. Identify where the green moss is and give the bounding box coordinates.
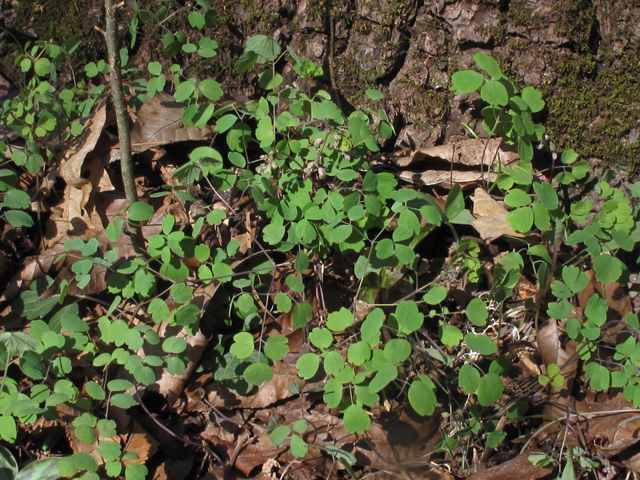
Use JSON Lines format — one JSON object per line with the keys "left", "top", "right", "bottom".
{"left": 1, "top": 0, "right": 116, "bottom": 87}
{"left": 552, "top": 0, "right": 598, "bottom": 54}
{"left": 543, "top": 49, "right": 640, "bottom": 169}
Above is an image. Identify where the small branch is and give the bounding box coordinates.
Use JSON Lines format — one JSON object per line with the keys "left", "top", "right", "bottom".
{"left": 104, "top": 0, "right": 146, "bottom": 255}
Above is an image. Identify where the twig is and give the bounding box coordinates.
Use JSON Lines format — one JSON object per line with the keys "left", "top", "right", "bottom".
{"left": 103, "top": 0, "right": 146, "bottom": 255}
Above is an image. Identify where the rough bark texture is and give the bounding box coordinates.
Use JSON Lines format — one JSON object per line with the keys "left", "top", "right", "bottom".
{"left": 4, "top": 0, "right": 640, "bottom": 167}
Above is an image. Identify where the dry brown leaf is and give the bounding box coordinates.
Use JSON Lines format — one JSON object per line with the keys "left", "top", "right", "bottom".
{"left": 59, "top": 101, "right": 109, "bottom": 189}
{"left": 537, "top": 318, "right": 578, "bottom": 431}
{"left": 467, "top": 452, "right": 554, "bottom": 480}
{"left": 126, "top": 268, "right": 227, "bottom": 407}
{"left": 0, "top": 241, "right": 67, "bottom": 304}
{"left": 234, "top": 438, "right": 279, "bottom": 476}
{"left": 57, "top": 402, "right": 158, "bottom": 467}
{"left": 577, "top": 270, "right": 632, "bottom": 341}
{"left": 205, "top": 361, "right": 301, "bottom": 409}
{"left": 378, "top": 138, "right": 520, "bottom": 189}
{"left": 123, "top": 92, "right": 216, "bottom": 156}
{"left": 470, "top": 188, "right": 524, "bottom": 241}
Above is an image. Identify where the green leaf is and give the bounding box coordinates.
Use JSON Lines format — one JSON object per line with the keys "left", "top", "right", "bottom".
{"left": 174, "top": 80, "right": 196, "bottom": 102}
{"left": 444, "top": 184, "right": 465, "bottom": 221}
{"left": 343, "top": 404, "right": 370, "bottom": 434}
{"left": 361, "top": 308, "right": 384, "bottom": 346}
{"left": 583, "top": 296, "right": 606, "bottom": 330}
{"left": 5, "top": 210, "right": 34, "bottom": 228}
{"left": 274, "top": 292, "right": 292, "bottom": 313}
{"left": 323, "top": 378, "right": 343, "bottom": 408}
{"left": 507, "top": 207, "right": 533, "bottom": 233}
{"left": 230, "top": 332, "right": 254, "bottom": 359}
{"left": 465, "top": 333, "right": 497, "bottom": 355}
{"left": 466, "top": 298, "right": 488, "bottom": 326}
{"left": 347, "top": 341, "right": 371, "bottom": 366}
{"left": 128, "top": 202, "right": 154, "bottom": 221}
{"left": 547, "top": 300, "right": 573, "bottom": 320}
{"left": 85, "top": 381, "right": 105, "bottom": 401}
{"left": 329, "top": 224, "right": 353, "bottom": 243}
{"left": 296, "top": 353, "right": 320, "bottom": 380}
{"left": 481, "top": 80, "right": 509, "bottom": 106}
{"left": 323, "top": 351, "right": 344, "bottom": 376}
{"left": 459, "top": 364, "right": 480, "bottom": 393}
{"left": 389, "top": 301, "right": 423, "bottom": 335}
{"left": 294, "top": 250, "right": 309, "bottom": 273}
{"left": 270, "top": 425, "right": 291, "bottom": 447}
{"left": 293, "top": 302, "right": 313, "bottom": 327}
{"left": 585, "top": 362, "right": 610, "bottom": 391}
{"left": 533, "top": 182, "right": 558, "bottom": 211}
{"left": 188, "top": 11, "right": 205, "bottom": 28}
{"left": 327, "top": 308, "right": 353, "bottom": 332}
{"left": 98, "top": 441, "right": 122, "bottom": 462}
{"left": 258, "top": 69, "right": 283, "bottom": 90}
{"left": 110, "top": 393, "right": 136, "bottom": 409}
{"left": 263, "top": 223, "right": 285, "bottom": 245}
{"left": 364, "top": 88, "right": 385, "bottom": 100}
{"left": 34, "top": 57, "right": 51, "bottom": 77}
{"left": 4, "top": 189, "right": 31, "bottom": 209}
{"left": 423, "top": 285, "right": 447, "bottom": 305}
{"left": 521, "top": 86, "right": 545, "bottom": 113}
{"left": 593, "top": 255, "right": 623, "bottom": 283}
{"left": 107, "top": 379, "right": 133, "bottom": 392}
{"left": 0, "top": 417, "right": 17, "bottom": 443}
{"left": 74, "top": 424, "right": 97, "bottom": 444}
{"left": 264, "top": 335, "right": 289, "bottom": 361}
{"left": 245, "top": 35, "right": 281, "bottom": 63}
{"left": 375, "top": 238, "right": 394, "bottom": 259}
{"left": 290, "top": 435, "right": 308, "bottom": 458}
{"left": 0, "top": 444, "right": 18, "bottom": 479}
{"left": 562, "top": 265, "right": 589, "bottom": 294}
{"left": 384, "top": 338, "right": 411, "bottom": 364}
{"left": 476, "top": 372, "right": 504, "bottom": 406}
{"left": 474, "top": 52, "right": 502, "bottom": 80}
{"left": 551, "top": 281, "right": 573, "bottom": 299}
{"left": 313, "top": 100, "right": 343, "bottom": 121}
{"left": 243, "top": 363, "right": 273, "bottom": 385}
{"left": 198, "top": 79, "right": 223, "bottom": 102}
{"left": 309, "top": 328, "right": 333, "bottom": 350}
{"left": 504, "top": 189, "right": 531, "bottom": 207}
{"left": 408, "top": 374, "right": 437, "bottom": 416}
{"left": 14, "top": 457, "right": 62, "bottom": 480}
{"left": 369, "top": 362, "right": 398, "bottom": 392}
{"left": 285, "top": 274, "right": 305, "bottom": 293}
{"left": 19, "top": 350, "right": 46, "bottom": 379}
{"left": 451, "top": 70, "right": 484, "bottom": 94}
{"left": 125, "top": 463, "right": 148, "bottom": 480}
{"left": 527, "top": 244, "right": 553, "bottom": 265}
{"left": 162, "top": 336, "right": 187, "bottom": 354}
{"left": 293, "top": 419, "right": 307, "bottom": 434}
{"left": 611, "top": 228, "right": 634, "bottom": 251}
{"left": 439, "top": 325, "right": 463, "bottom": 346}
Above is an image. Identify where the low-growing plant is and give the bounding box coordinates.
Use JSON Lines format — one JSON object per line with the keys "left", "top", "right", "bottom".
{"left": 2, "top": 3, "right": 640, "bottom": 477}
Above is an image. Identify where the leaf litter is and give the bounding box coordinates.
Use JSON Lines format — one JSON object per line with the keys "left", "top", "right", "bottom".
{"left": 2, "top": 86, "right": 640, "bottom": 480}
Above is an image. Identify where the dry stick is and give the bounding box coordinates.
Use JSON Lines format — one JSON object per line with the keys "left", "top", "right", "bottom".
{"left": 103, "top": 0, "right": 145, "bottom": 255}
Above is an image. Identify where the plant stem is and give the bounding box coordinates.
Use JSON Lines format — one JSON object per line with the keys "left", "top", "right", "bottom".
{"left": 104, "top": 0, "right": 146, "bottom": 255}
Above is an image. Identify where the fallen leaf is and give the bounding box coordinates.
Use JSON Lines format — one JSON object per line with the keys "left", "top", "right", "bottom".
{"left": 467, "top": 452, "right": 554, "bottom": 480}
{"left": 470, "top": 187, "right": 523, "bottom": 241}
{"left": 204, "top": 361, "right": 301, "bottom": 409}
{"left": 376, "top": 138, "right": 520, "bottom": 189}
{"left": 122, "top": 92, "right": 216, "bottom": 156}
